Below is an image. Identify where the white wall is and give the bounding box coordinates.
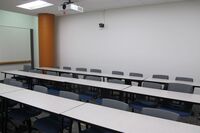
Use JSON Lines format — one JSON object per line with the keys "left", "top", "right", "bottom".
{"left": 56, "top": 1, "right": 200, "bottom": 81}
{"left": 0, "top": 10, "right": 38, "bottom": 80}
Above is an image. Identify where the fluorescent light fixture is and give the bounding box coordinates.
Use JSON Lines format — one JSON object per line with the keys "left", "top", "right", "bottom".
{"left": 17, "top": 0, "right": 53, "bottom": 10}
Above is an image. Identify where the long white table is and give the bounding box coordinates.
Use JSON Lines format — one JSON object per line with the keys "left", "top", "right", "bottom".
{"left": 2, "top": 70, "right": 200, "bottom": 104}
{"left": 62, "top": 103, "right": 200, "bottom": 133}
{"left": 1, "top": 70, "right": 130, "bottom": 91}
{"left": 1, "top": 83, "right": 200, "bottom": 133}
{"left": 0, "top": 83, "right": 24, "bottom": 94}
{"left": 124, "top": 86, "right": 200, "bottom": 104}
{"left": 0, "top": 88, "right": 85, "bottom": 114}
{"left": 0, "top": 84, "right": 85, "bottom": 133}
{"left": 145, "top": 77, "right": 200, "bottom": 87}
{"left": 36, "top": 67, "right": 146, "bottom": 83}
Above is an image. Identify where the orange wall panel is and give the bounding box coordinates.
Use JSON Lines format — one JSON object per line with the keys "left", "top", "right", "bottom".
{"left": 38, "top": 13, "right": 55, "bottom": 67}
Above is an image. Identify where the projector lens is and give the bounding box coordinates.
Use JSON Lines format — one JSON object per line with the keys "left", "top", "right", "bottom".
{"left": 62, "top": 4, "right": 66, "bottom": 9}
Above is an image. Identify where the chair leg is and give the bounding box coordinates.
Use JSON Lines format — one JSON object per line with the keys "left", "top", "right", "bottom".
{"left": 78, "top": 122, "right": 82, "bottom": 132}
{"left": 27, "top": 119, "right": 32, "bottom": 133}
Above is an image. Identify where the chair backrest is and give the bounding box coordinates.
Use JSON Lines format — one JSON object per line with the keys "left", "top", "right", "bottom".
{"left": 102, "top": 98, "right": 129, "bottom": 111}
{"left": 76, "top": 67, "right": 87, "bottom": 72}
{"left": 112, "top": 71, "right": 124, "bottom": 75}
{"left": 29, "top": 69, "right": 42, "bottom": 73}
{"left": 194, "top": 87, "right": 200, "bottom": 95}
{"left": 63, "top": 66, "right": 71, "bottom": 70}
{"left": 90, "top": 69, "right": 102, "bottom": 73}
{"left": 60, "top": 73, "right": 73, "bottom": 78}
{"left": 168, "top": 83, "right": 193, "bottom": 93}
{"left": 53, "top": 66, "right": 60, "bottom": 69}
{"left": 23, "top": 65, "right": 32, "bottom": 72}
{"left": 33, "top": 85, "right": 48, "bottom": 93}
{"left": 85, "top": 76, "right": 101, "bottom": 81}
{"left": 9, "top": 80, "right": 23, "bottom": 87}
{"left": 129, "top": 72, "right": 143, "bottom": 77}
{"left": 152, "top": 74, "right": 169, "bottom": 80}
{"left": 107, "top": 79, "right": 125, "bottom": 84}
{"left": 142, "top": 82, "right": 163, "bottom": 89}
{"left": 141, "top": 107, "right": 179, "bottom": 121}
{"left": 46, "top": 71, "right": 58, "bottom": 76}
{"left": 175, "top": 77, "right": 193, "bottom": 82}
{"left": 3, "top": 78, "right": 16, "bottom": 85}
{"left": 59, "top": 91, "right": 79, "bottom": 100}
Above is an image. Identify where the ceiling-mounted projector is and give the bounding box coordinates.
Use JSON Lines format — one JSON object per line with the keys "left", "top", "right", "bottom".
{"left": 59, "top": 0, "right": 83, "bottom": 12}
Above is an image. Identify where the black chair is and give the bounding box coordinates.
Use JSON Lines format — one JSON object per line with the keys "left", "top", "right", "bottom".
{"left": 76, "top": 67, "right": 87, "bottom": 79}
{"left": 141, "top": 107, "right": 179, "bottom": 121}
{"left": 76, "top": 67, "right": 87, "bottom": 72}
{"left": 130, "top": 82, "right": 163, "bottom": 112}
{"left": 8, "top": 85, "right": 48, "bottom": 133}
{"left": 46, "top": 71, "right": 59, "bottom": 76}
{"left": 63, "top": 66, "right": 71, "bottom": 70}
{"left": 60, "top": 73, "right": 73, "bottom": 78}
{"left": 175, "top": 77, "right": 193, "bottom": 82}
{"left": 79, "top": 76, "right": 102, "bottom": 102}
{"left": 129, "top": 72, "right": 143, "bottom": 77}
{"left": 161, "top": 83, "right": 193, "bottom": 117}
{"left": 90, "top": 69, "right": 102, "bottom": 73}
{"left": 23, "top": 65, "right": 32, "bottom": 72}
{"left": 152, "top": 74, "right": 169, "bottom": 80}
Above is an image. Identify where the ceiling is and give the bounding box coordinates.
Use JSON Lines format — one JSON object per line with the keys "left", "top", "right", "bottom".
{"left": 0, "top": 0, "right": 187, "bottom": 16}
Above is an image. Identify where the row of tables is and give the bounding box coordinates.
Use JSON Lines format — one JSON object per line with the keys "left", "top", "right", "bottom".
{"left": 1, "top": 83, "right": 200, "bottom": 133}
{"left": 2, "top": 70, "right": 200, "bottom": 104}
{"left": 36, "top": 67, "right": 200, "bottom": 87}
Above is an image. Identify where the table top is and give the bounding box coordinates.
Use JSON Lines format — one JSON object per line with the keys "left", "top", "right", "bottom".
{"left": 124, "top": 86, "right": 200, "bottom": 104}
{"left": 37, "top": 67, "right": 146, "bottom": 81}
{"left": 62, "top": 103, "right": 200, "bottom": 133}
{"left": 145, "top": 77, "right": 200, "bottom": 87}
{"left": 1, "top": 70, "right": 67, "bottom": 83}
{"left": 1, "top": 89, "right": 85, "bottom": 114}
{"left": 0, "top": 83, "right": 24, "bottom": 94}
{"left": 61, "top": 77, "right": 130, "bottom": 91}
{"left": 1, "top": 70, "right": 130, "bottom": 91}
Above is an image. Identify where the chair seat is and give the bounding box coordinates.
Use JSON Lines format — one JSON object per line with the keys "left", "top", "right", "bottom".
{"left": 9, "top": 106, "right": 42, "bottom": 122}
{"left": 34, "top": 115, "right": 71, "bottom": 133}
{"left": 48, "top": 87, "right": 60, "bottom": 96}
{"left": 95, "top": 98, "right": 102, "bottom": 105}
{"left": 130, "top": 101, "right": 158, "bottom": 111}
{"left": 34, "top": 117, "right": 61, "bottom": 133}
{"left": 80, "top": 94, "right": 94, "bottom": 102}
{"left": 9, "top": 109, "right": 34, "bottom": 123}
{"left": 158, "top": 107, "right": 192, "bottom": 117}
{"left": 8, "top": 100, "right": 18, "bottom": 108}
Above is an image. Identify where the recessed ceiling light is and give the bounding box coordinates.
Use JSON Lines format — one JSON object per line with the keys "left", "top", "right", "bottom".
{"left": 17, "top": 0, "right": 53, "bottom": 10}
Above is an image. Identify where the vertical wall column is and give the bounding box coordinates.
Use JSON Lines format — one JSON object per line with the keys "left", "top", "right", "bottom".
{"left": 38, "top": 13, "right": 55, "bottom": 67}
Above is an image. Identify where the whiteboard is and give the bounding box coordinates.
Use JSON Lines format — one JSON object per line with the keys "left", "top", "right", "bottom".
{"left": 0, "top": 25, "right": 31, "bottom": 63}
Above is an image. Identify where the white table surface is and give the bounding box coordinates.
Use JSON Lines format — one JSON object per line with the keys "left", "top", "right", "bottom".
{"left": 1, "top": 89, "right": 85, "bottom": 114}
{"left": 37, "top": 67, "right": 146, "bottom": 81}
{"left": 124, "top": 86, "right": 200, "bottom": 104}
{"left": 61, "top": 77, "right": 130, "bottom": 91}
{"left": 145, "top": 77, "right": 200, "bottom": 87}
{"left": 1, "top": 70, "right": 67, "bottom": 83}
{"left": 62, "top": 103, "right": 200, "bottom": 133}
{"left": 1, "top": 70, "right": 130, "bottom": 91}
{"left": 0, "top": 83, "right": 24, "bottom": 94}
